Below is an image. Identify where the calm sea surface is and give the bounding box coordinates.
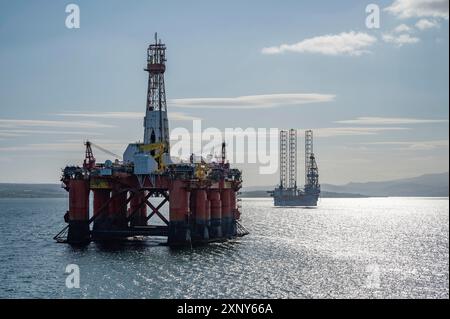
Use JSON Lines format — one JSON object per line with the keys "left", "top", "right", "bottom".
{"left": 0, "top": 197, "right": 448, "bottom": 299}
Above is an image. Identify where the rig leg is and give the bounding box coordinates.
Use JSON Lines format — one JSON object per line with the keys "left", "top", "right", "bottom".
{"left": 193, "top": 189, "right": 209, "bottom": 242}
{"left": 168, "top": 180, "right": 191, "bottom": 246}
{"left": 67, "top": 179, "right": 91, "bottom": 245}
{"left": 208, "top": 189, "right": 222, "bottom": 239}
{"left": 221, "top": 188, "right": 232, "bottom": 238}
{"left": 229, "top": 190, "right": 238, "bottom": 237}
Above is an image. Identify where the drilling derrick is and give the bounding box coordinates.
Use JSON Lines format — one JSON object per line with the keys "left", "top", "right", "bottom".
{"left": 305, "top": 154, "right": 320, "bottom": 191}
{"left": 304, "top": 130, "right": 320, "bottom": 193}
{"left": 144, "top": 33, "right": 170, "bottom": 151}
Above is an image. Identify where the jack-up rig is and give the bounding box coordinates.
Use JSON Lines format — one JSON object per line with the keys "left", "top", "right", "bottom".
{"left": 269, "top": 129, "right": 320, "bottom": 206}
{"left": 54, "top": 34, "right": 248, "bottom": 246}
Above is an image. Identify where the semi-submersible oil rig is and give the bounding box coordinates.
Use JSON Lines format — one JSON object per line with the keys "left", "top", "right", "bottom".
{"left": 270, "top": 129, "right": 320, "bottom": 206}
{"left": 54, "top": 35, "right": 248, "bottom": 246}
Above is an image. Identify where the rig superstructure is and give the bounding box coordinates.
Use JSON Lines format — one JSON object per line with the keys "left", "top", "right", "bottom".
{"left": 270, "top": 129, "right": 320, "bottom": 206}
{"left": 54, "top": 34, "right": 248, "bottom": 246}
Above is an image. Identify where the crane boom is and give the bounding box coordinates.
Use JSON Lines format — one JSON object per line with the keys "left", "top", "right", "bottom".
{"left": 88, "top": 141, "right": 123, "bottom": 160}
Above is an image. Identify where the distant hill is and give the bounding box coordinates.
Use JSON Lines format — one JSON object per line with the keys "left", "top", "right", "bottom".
{"left": 242, "top": 172, "right": 449, "bottom": 198}
{"left": 1, "top": 172, "right": 448, "bottom": 198}
{"left": 321, "top": 172, "right": 449, "bottom": 197}
{"left": 240, "top": 190, "right": 368, "bottom": 198}
{"left": 0, "top": 184, "right": 67, "bottom": 198}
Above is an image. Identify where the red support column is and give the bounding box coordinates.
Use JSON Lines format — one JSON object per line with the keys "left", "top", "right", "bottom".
{"left": 168, "top": 180, "right": 190, "bottom": 245}
{"left": 229, "top": 190, "right": 238, "bottom": 236}
{"left": 68, "top": 180, "right": 90, "bottom": 221}
{"left": 221, "top": 188, "right": 232, "bottom": 237}
{"left": 194, "top": 189, "right": 209, "bottom": 241}
{"left": 67, "top": 179, "right": 90, "bottom": 244}
{"left": 208, "top": 189, "right": 222, "bottom": 238}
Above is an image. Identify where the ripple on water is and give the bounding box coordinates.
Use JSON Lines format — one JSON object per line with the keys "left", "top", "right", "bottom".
{"left": 0, "top": 197, "right": 448, "bottom": 298}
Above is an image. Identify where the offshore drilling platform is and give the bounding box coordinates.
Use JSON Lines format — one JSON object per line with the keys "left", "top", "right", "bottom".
{"left": 270, "top": 129, "right": 320, "bottom": 206}
{"left": 54, "top": 34, "right": 248, "bottom": 246}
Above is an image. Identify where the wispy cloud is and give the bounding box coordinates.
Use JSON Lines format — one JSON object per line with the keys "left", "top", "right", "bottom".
{"left": 0, "top": 129, "right": 102, "bottom": 138}
{"left": 0, "top": 143, "right": 85, "bottom": 152}
{"left": 0, "top": 142, "right": 125, "bottom": 153}
{"left": 57, "top": 111, "right": 201, "bottom": 121}
{"left": 365, "top": 140, "right": 449, "bottom": 150}
{"left": 168, "top": 127, "right": 409, "bottom": 141}
{"left": 415, "top": 18, "right": 440, "bottom": 29}
{"left": 314, "top": 127, "right": 410, "bottom": 137}
{"left": 261, "top": 31, "right": 377, "bottom": 56}
{"left": 0, "top": 119, "right": 113, "bottom": 129}
{"left": 169, "top": 93, "right": 335, "bottom": 109}
{"left": 382, "top": 33, "right": 420, "bottom": 46}
{"left": 334, "top": 117, "right": 448, "bottom": 125}
{"left": 57, "top": 112, "right": 143, "bottom": 119}
{"left": 169, "top": 112, "right": 202, "bottom": 121}
{"left": 394, "top": 24, "right": 413, "bottom": 33}
{"left": 0, "top": 131, "right": 23, "bottom": 138}
{"left": 385, "top": 0, "right": 449, "bottom": 19}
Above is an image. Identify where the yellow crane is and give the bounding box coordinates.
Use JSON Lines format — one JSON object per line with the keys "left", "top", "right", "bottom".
{"left": 138, "top": 142, "right": 166, "bottom": 172}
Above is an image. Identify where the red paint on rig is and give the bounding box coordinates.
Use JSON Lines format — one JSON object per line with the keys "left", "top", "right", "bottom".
{"left": 66, "top": 179, "right": 90, "bottom": 244}
{"left": 54, "top": 34, "right": 248, "bottom": 246}
{"left": 208, "top": 189, "right": 222, "bottom": 238}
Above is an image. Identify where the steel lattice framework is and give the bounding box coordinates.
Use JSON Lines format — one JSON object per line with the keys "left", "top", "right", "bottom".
{"left": 288, "top": 129, "right": 297, "bottom": 188}
{"left": 280, "top": 130, "right": 289, "bottom": 188}
{"left": 146, "top": 33, "right": 167, "bottom": 112}
{"left": 305, "top": 130, "right": 313, "bottom": 185}
{"left": 280, "top": 129, "right": 298, "bottom": 188}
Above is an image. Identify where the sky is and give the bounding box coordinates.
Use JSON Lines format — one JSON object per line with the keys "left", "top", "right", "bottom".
{"left": 0, "top": 0, "right": 448, "bottom": 186}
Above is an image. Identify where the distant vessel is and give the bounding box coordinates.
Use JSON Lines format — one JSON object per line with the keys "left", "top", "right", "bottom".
{"left": 270, "top": 129, "right": 320, "bottom": 206}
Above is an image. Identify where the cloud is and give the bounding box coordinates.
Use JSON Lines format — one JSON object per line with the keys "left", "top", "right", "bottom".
{"left": 57, "top": 111, "right": 201, "bottom": 121}
{"left": 385, "top": 0, "right": 449, "bottom": 19}
{"left": 168, "top": 127, "right": 409, "bottom": 141}
{"left": 0, "top": 142, "right": 125, "bottom": 153}
{"left": 0, "top": 119, "right": 113, "bottom": 129}
{"left": 365, "top": 140, "right": 449, "bottom": 150}
{"left": 394, "top": 24, "right": 413, "bottom": 32}
{"left": 0, "top": 129, "right": 102, "bottom": 137}
{"left": 0, "top": 143, "right": 85, "bottom": 152}
{"left": 382, "top": 33, "right": 420, "bottom": 46}
{"left": 0, "top": 129, "right": 104, "bottom": 141}
{"left": 57, "top": 112, "right": 143, "bottom": 119}
{"left": 169, "top": 112, "right": 202, "bottom": 121}
{"left": 169, "top": 93, "right": 335, "bottom": 109}
{"left": 334, "top": 117, "right": 448, "bottom": 125}
{"left": 314, "top": 127, "right": 410, "bottom": 137}
{"left": 415, "top": 18, "right": 440, "bottom": 29}
{"left": 0, "top": 131, "right": 23, "bottom": 138}
{"left": 261, "top": 31, "right": 377, "bottom": 56}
